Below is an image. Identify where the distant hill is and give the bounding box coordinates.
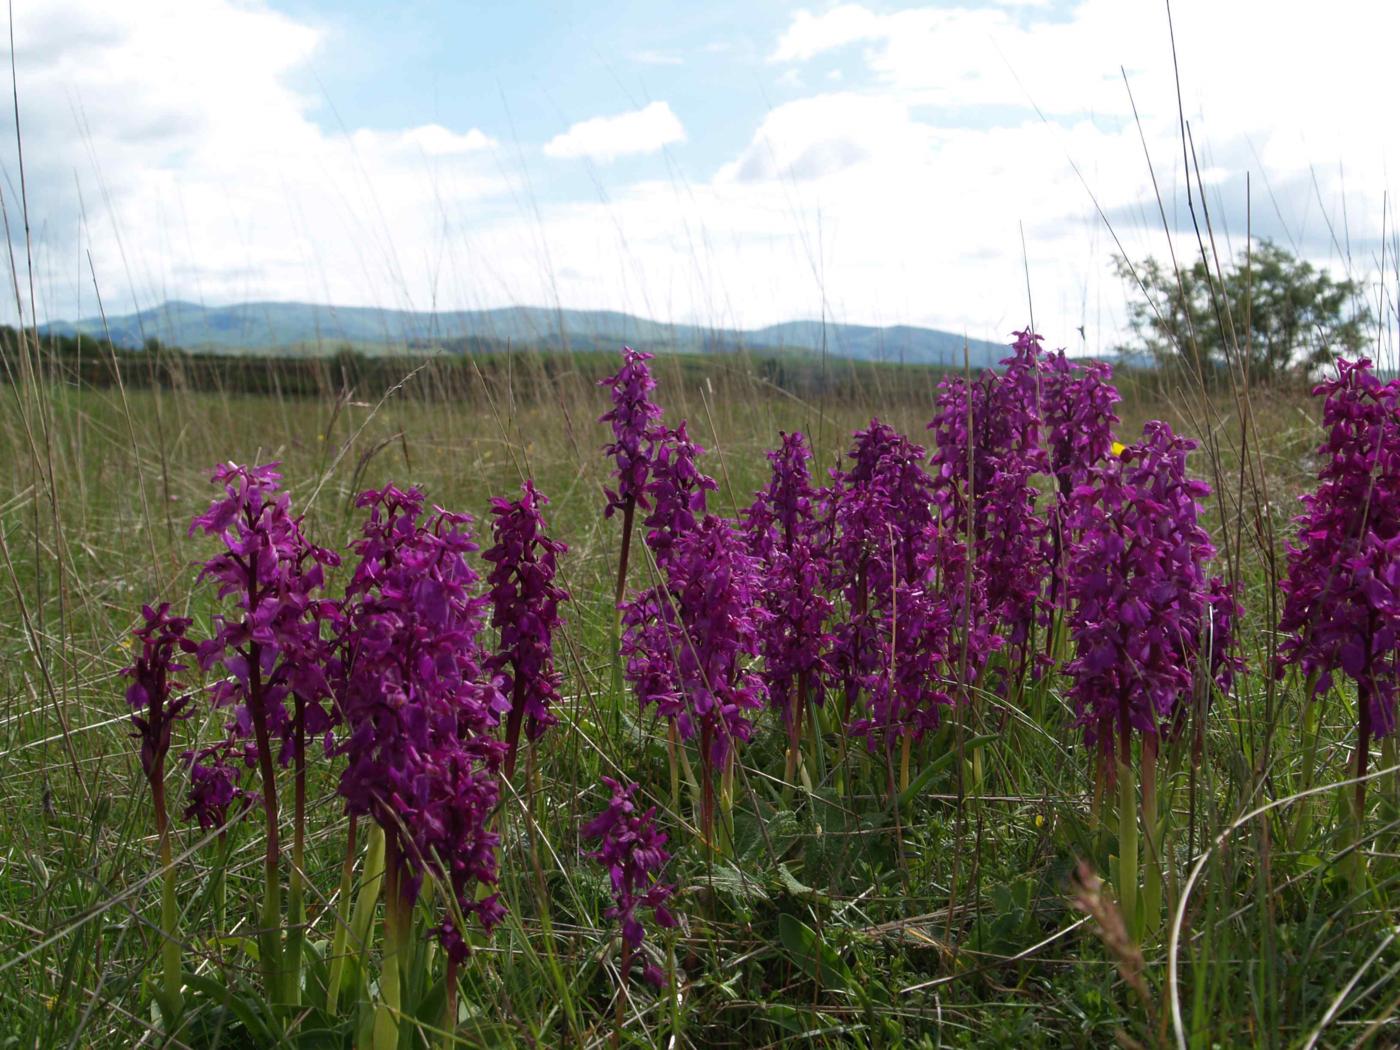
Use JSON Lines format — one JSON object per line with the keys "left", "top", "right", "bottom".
{"left": 39, "top": 300, "right": 1008, "bottom": 368}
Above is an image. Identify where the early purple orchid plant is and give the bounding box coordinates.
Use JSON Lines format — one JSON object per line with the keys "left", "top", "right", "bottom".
{"left": 643, "top": 420, "right": 717, "bottom": 572}
{"left": 743, "top": 431, "right": 833, "bottom": 788}
{"left": 1278, "top": 358, "right": 1400, "bottom": 873}
{"left": 928, "top": 332, "right": 1052, "bottom": 680}
{"left": 827, "top": 420, "right": 937, "bottom": 727}
{"left": 622, "top": 515, "right": 767, "bottom": 846}
{"left": 333, "top": 484, "right": 507, "bottom": 1035}
{"left": 583, "top": 777, "right": 677, "bottom": 993}
{"left": 1064, "top": 422, "right": 1237, "bottom": 936}
{"left": 188, "top": 461, "right": 340, "bottom": 1004}
{"left": 122, "top": 603, "right": 197, "bottom": 1023}
{"left": 600, "top": 347, "right": 663, "bottom": 612}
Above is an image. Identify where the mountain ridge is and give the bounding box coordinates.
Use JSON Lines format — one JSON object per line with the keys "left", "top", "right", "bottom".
{"left": 40, "top": 300, "right": 1009, "bottom": 368}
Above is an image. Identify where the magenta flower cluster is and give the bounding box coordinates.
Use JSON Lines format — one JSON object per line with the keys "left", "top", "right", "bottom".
{"left": 1042, "top": 347, "right": 1121, "bottom": 499}
{"left": 1279, "top": 358, "right": 1400, "bottom": 741}
{"left": 826, "top": 421, "right": 969, "bottom": 747}
{"left": 123, "top": 603, "right": 197, "bottom": 786}
{"left": 119, "top": 329, "right": 1272, "bottom": 1017}
{"left": 189, "top": 462, "right": 341, "bottom": 770}
{"left": 183, "top": 741, "right": 252, "bottom": 831}
{"left": 622, "top": 515, "right": 768, "bottom": 771}
{"left": 928, "top": 331, "right": 1052, "bottom": 661}
{"left": 599, "top": 346, "right": 663, "bottom": 518}
{"left": 744, "top": 432, "right": 834, "bottom": 722}
{"left": 1042, "top": 348, "right": 1121, "bottom": 604}
{"left": 643, "top": 421, "right": 718, "bottom": 570}
{"left": 335, "top": 484, "right": 508, "bottom": 947}
{"left": 583, "top": 777, "right": 677, "bottom": 987}
{"left": 595, "top": 335, "right": 1237, "bottom": 799}
{"left": 484, "top": 480, "right": 570, "bottom": 777}
{"left": 128, "top": 459, "right": 580, "bottom": 1001}
{"left": 1063, "top": 422, "right": 1238, "bottom": 769}
{"left": 602, "top": 335, "right": 1146, "bottom": 765}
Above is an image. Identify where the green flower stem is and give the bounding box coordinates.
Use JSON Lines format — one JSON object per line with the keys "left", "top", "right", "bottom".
{"left": 1348, "top": 696, "right": 1372, "bottom": 897}
{"left": 151, "top": 774, "right": 183, "bottom": 1024}
{"left": 325, "top": 815, "right": 359, "bottom": 1016}
{"left": 214, "top": 831, "right": 228, "bottom": 936}
{"left": 1383, "top": 735, "right": 1399, "bottom": 810}
{"left": 286, "top": 697, "right": 307, "bottom": 1006}
{"left": 1118, "top": 757, "right": 1140, "bottom": 942}
{"left": 246, "top": 645, "right": 285, "bottom": 1002}
{"left": 348, "top": 822, "right": 387, "bottom": 1000}
{"left": 1140, "top": 733, "right": 1162, "bottom": 940}
{"left": 667, "top": 722, "right": 681, "bottom": 822}
{"left": 719, "top": 753, "right": 736, "bottom": 856}
{"left": 1292, "top": 680, "right": 1323, "bottom": 849}
{"left": 373, "top": 843, "right": 407, "bottom": 1050}
{"left": 805, "top": 696, "right": 825, "bottom": 793}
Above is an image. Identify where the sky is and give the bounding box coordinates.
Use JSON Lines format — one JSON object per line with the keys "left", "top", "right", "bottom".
{"left": 5, "top": 0, "right": 1397, "bottom": 353}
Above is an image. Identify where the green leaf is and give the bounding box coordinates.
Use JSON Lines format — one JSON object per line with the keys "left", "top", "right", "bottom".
{"left": 183, "top": 972, "right": 277, "bottom": 1044}
{"left": 776, "top": 862, "right": 828, "bottom": 905}
{"left": 691, "top": 862, "right": 770, "bottom": 902}
{"left": 777, "top": 913, "right": 854, "bottom": 992}
{"left": 897, "top": 733, "right": 999, "bottom": 810}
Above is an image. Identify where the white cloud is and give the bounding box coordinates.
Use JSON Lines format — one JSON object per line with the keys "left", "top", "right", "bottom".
{"left": 352, "top": 124, "right": 498, "bottom": 158}
{"left": 11, "top": 0, "right": 1400, "bottom": 362}
{"left": 5, "top": 0, "right": 512, "bottom": 325}
{"left": 542, "top": 101, "right": 686, "bottom": 163}
{"left": 770, "top": 5, "right": 886, "bottom": 64}
{"left": 746, "top": 1, "right": 1400, "bottom": 350}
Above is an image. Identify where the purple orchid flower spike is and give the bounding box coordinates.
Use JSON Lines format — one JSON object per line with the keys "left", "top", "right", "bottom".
{"left": 190, "top": 462, "right": 341, "bottom": 772}
{"left": 123, "top": 603, "right": 197, "bottom": 794}
{"left": 643, "top": 420, "right": 717, "bottom": 572}
{"left": 1065, "top": 421, "right": 1230, "bottom": 778}
{"left": 826, "top": 420, "right": 937, "bottom": 728}
{"left": 335, "top": 484, "right": 508, "bottom": 968}
{"left": 584, "top": 777, "right": 677, "bottom": 989}
{"left": 1041, "top": 347, "right": 1121, "bottom": 610}
{"left": 621, "top": 515, "right": 767, "bottom": 840}
{"left": 743, "top": 432, "right": 833, "bottom": 773}
{"left": 121, "top": 601, "right": 199, "bottom": 1018}
{"left": 183, "top": 741, "right": 253, "bottom": 831}
{"left": 600, "top": 346, "right": 664, "bottom": 612}
{"left": 1279, "top": 358, "right": 1400, "bottom": 814}
{"left": 927, "top": 334, "right": 1052, "bottom": 676}
{"left": 599, "top": 346, "right": 664, "bottom": 519}
{"left": 483, "top": 480, "right": 570, "bottom": 778}
{"left": 187, "top": 461, "right": 341, "bottom": 998}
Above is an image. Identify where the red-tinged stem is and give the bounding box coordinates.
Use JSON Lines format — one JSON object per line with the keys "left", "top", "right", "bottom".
{"left": 844, "top": 564, "right": 868, "bottom": 726}
{"left": 785, "top": 671, "right": 809, "bottom": 791}
{"left": 374, "top": 835, "right": 407, "bottom": 1046}
{"left": 614, "top": 942, "right": 633, "bottom": 1049}
{"left": 699, "top": 725, "right": 715, "bottom": 847}
{"left": 444, "top": 956, "right": 459, "bottom": 1045}
{"left": 287, "top": 691, "right": 307, "bottom": 1005}
{"left": 504, "top": 671, "right": 526, "bottom": 778}
{"left": 613, "top": 499, "right": 636, "bottom": 617}
{"left": 611, "top": 499, "right": 636, "bottom": 730}
{"left": 149, "top": 765, "right": 183, "bottom": 1023}
{"left": 246, "top": 639, "right": 285, "bottom": 1001}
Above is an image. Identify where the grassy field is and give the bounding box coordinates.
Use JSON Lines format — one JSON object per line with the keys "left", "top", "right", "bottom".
{"left": 1, "top": 339, "right": 1396, "bottom": 1049}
